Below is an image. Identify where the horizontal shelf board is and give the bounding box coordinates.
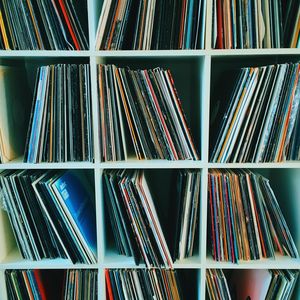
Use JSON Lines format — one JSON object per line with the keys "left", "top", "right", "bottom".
{"left": 209, "top": 48, "right": 300, "bottom": 56}
{"left": 94, "top": 50, "right": 206, "bottom": 57}
{"left": 3, "top": 161, "right": 300, "bottom": 170}
{"left": 206, "top": 255, "right": 300, "bottom": 269}
{"left": 0, "top": 50, "right": 91, "bottom": 57}
{"left": 207, "top": 162, "right": 300, "bottom": 169}
{"left": 101, "top": 264, "right": 202, "bottom": 270}
{"left": 96, "top": 49, "right": 300, "bottom": 58}
{"left": 103, "top": 251, "right": 145, "bottom": 269}
{"left": 173, "top": 256, "right": 202, "bottom": 269}
{"left": 101, "top": 263, "right": 147, "bottom": 269}
{"left": 98, "top": 160, "right": 203, "bottom": 169}
{"left": 0, "top": 249, "right": 98, "bottom": 269}
{"left": 0, "top": 261, "right": 99, "bottom": 270}
{"left": 0, "top": 49, "right": 297, "bottom": 58}
{"left": 103, "top": 251, "right": 202, "bottom": 269}
{"left": 0, "top": 157, "right": 95, "bottom": 169}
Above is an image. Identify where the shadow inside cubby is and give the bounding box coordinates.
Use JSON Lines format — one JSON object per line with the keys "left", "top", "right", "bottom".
{"left": 206, "top": 269, "right": 299, "bottom": 300}
{"left": 0, "top": 56, "right": 90, "bottom": 164}
{"left": 206, "top": 168, "right": 300, "bottom": 263}
{"left": 209, "top": 54, "right": 300, "bottom": 161}
{"left": 90, "top": 0, "right": 103, "bottom": 47}
{"left": 177, "top": 268, "right": 200, "bottom": 300}
{"left": 102, "top": 168, "right": 201, "bottom": 267}
{"left": 1, "top": 268, "right": 98, "bottom": 300}
{"left": 96, "top": 55, "right": 203, "bottom": 161}
{"left": 0, "top": 168, "right": 97, "bottom": 265}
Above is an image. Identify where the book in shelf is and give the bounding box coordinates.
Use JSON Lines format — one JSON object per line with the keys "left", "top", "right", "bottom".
{"left": 4, "top": 269, "right": 98, "bottom": 299}
{"left": 97, "top": 64, "right": 199, "bottom": 161}
{"left": 210, "top": 61, "right": 300, "bottom": 163}
{"left": 24, "top": 63, "right": 93, "bottom": 163}
{"left": 206, "top": 268, "right": 299, "bottom": 300}
{"left": 106, "top": 268, "right": 199, "bottom": 300}
{"left": 0, "top": 169, "right": 97, "bottom": 264}
{"left": 207, "top": 169, "right": 298, "bottom": 263}
{"left": 106, "top": 268, "right": 182, "bottom": 299}
{"left": 103, "top": 168, "right": 200, "bottom": 268}
{"left": 0, "top": 0, "right": 89, "bottom": 50}
{"left": 95, "top": 0, "right": 207, "bottom": 50}
{"left": 212, "top": 0, "right": 300, "bottom": 49}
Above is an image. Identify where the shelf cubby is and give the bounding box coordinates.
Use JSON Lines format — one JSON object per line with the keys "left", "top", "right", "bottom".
{"left": 95, "top": 55, "right": 205, "bottom": 161}
{"left": 209, "top": 54, "right": 300, "bottom": 163}
{"left": 206, "top": 268, "right": 300, "bottom": 300}
{"left": 0, "top": 169, "right": 97, "bottom": 268}
{"left": 0, "top": 57, "right": 91, "bottom": 165}
{"left": 0, "top": 268, "right": 98, "bottom": 300}
{"left": 100, "top": 168, "right": 202, "bottom": 269}
{"left": 206, "top": 168, "right": 300, "bottom": 268}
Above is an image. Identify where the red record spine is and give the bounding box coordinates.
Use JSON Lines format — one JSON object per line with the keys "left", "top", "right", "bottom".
{"left": 105, "top": 269, "right": 114, "bottom": 300}
{"left": 58, "top": 0, "right": 80, "bottom": 50}
{"left": 216, "top": 0, "right": 224, "bottom": 49}
{"left": 33, "top": 270, "right": 47, "bottom": 300}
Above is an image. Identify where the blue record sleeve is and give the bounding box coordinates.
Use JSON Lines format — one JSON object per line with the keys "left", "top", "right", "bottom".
{"left": 52, "top": 171, "right": 97, "bottom": 255}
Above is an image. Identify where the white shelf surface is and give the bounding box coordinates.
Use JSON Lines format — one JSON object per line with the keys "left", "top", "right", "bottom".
{"left": 102, "top": 250, "right": 202, "bottom": 269}
{"left": 173, "top": 257, "right": 202, "bottom": 269}
{"left": 102, "top": 250, "right": 145, "bottom": 269}
{"left": 206, "top": 254, "right": 300, "bottom": 270}
{"left": 208, "top": 162, "right": 300, "bottom": 169}
{"left": 0, "top": 157, "right": 95, "bottom": 169}
{"left": 98, "top": 160, "right": 204, "bottom": 169}
{"left": 0, "top": 249, "right": 98, "bottom": 270}
{"left": 94, "top": 50, "right": 207, "bottom": 57}
{"left": 3, "top": 160, "right": 300, "bottom": 170}
{"left": 0, "top": 48, "right": 298, "bottom": 58}
{"left": 0, "top": 50, "right": 91, "bottom": 57}
{"left": 209, "top": 48, "right": 300, "bottom": 56}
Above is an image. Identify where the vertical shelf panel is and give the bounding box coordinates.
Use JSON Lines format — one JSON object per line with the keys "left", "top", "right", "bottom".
{"left": 90, "top": 0, "right": 103, "bottom": 51}
{"left": 201, "top": 55, "right": 211, "bottom": 162}
{"left": 0, "top": 271, "right": 7, "bottom": 299}
{"left": 96, "top": 168, "right": 105, "bottom": 264}
{"left": 90, "top": 55, "right": 101, "bottom": 163}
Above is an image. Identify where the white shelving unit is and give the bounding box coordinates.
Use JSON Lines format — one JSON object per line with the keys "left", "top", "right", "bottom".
{"left": 0, "top": 1, "right": 299, "bottom": 299}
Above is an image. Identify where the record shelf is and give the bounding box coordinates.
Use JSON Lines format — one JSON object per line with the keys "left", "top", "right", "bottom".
{"left": 0, "top": 0, "right": 299, "bottom": 299}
